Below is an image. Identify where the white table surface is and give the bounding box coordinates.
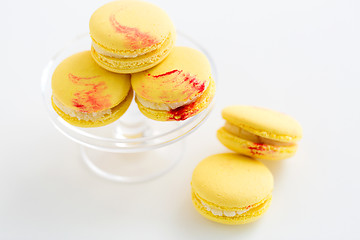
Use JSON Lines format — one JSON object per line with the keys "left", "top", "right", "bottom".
{"left": 1, "top": 0, "right": 360, "bottom": 239}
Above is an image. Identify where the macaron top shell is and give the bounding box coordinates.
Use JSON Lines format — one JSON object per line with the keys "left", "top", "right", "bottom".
{"left": 52, "top": 51, "right": 131, "bottom": 113}
{"left": 222, "top": 105, "right": 303, "bottom": 142}
{"left": 131, "top": 46, "right": 212, "bottom": 104}
{"left": 89, "top": 0, "right": 175, "bottom": 53}
{"left": 191, "top": 153, "right": 273, "bottom": 209}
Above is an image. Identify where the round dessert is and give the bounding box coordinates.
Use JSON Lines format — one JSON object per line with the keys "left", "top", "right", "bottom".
{"left": 51, "top": 51, "right": 133, "bottom": 128}
{"left": 217, "top": 105, "right": 303, "bottom": 160}
{"left": 89, "top": 0, "right": 176, "bottom": 73}
{"left": 191, "top": 153, "right": 273, "bottom": 225}
{"left": 131, "top": 46, "right": 215, "bottom": 121}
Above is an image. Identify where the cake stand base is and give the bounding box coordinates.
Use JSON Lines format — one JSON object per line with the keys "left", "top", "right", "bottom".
{"left": 80, "top": 139, "right": 186, "bottom": 183}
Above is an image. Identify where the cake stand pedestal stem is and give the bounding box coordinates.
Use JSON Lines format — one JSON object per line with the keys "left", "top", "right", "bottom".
{"left": 80, "top": 139, "right": 185, "bottom": 183}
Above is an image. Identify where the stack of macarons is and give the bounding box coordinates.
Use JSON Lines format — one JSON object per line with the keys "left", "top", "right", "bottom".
{"left": 191, "top": 106, "right": 302, "bottom": 225}
{"left": 51, "top": 0, "right": 215, "bottom": 128}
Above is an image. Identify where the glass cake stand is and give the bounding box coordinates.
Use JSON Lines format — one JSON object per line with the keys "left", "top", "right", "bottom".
{"left": 41, "top": 32, "right": 217, "bottom": 183}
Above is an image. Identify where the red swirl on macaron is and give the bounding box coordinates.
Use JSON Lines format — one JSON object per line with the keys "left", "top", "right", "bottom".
{"left": 109, "top": 14, "right": 159, "bottom": 49}
{"left": 147, "top": 70, "right": 206, "bottom": 100}
{"left": 69, "top": 73, "right": 111, "bottom": 113}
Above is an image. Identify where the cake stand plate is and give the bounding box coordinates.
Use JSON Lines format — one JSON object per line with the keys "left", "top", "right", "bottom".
{"left": 41, "top": 32, "right": 217, "bottom": 183}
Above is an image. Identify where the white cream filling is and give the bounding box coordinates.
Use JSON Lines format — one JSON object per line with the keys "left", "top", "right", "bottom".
{"left": 224, "top": 122, "right": 294, "bottom": 146}
{"left": 135, "top": 94, "right": 198, "bottom": 111}
{"left": 200, "top": 200, "right": 249, "bottom": 217}
{"left": 92, "top": 42, "right": 145, "bottom": 59}
{"left": 53, "top": 97, "right": 112, "bottom": 122}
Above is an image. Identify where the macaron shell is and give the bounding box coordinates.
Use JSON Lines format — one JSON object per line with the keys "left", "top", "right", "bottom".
{"left": 135, "top": 78, "right": 215, "bottom": 121}
{"left": 191, "top": 153, "right": 273, "bottom": 209}
{"left": 51, "top": 51, "right": 131, "bottom": 112}
{"left": 217, "top": 127, "right": 298, "bottom": 160}
{"left": 89, "top": 0, "right": 175, "bottom": 53}
{"left": 192, "top": 191, "right": 272, "bottom": 225}
{"left": 131, "top": 46, "right": 212, "bottom": 104}
{"left": 51, "top": 89, "right": 133, "bottom": 128}
{"left": 222, "top": 106, "right": 303, "bottom": 142}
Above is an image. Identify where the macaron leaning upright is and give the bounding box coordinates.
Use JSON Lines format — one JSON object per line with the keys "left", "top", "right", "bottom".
{"left": 51, "top": 51, "right": 133, "bottom": 128}
{"left": 131, "top": 46, "right": 216, "bottom": 121}
{"left": 217, "top": 105, "right": 303, "bottom": 160}
{"left": 89, "top": 0, "right": 176, "bottom": 74}
{"left": 191, "top": 153, "right": 273, "bottom": 225}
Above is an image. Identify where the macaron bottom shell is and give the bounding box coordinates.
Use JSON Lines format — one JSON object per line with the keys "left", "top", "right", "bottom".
{"left": 217, "top": 127, "right": 297, "bottom": 160}
{"left": 135, "top": 78, "right": 215, "bottom": 121}
{"left": 90, "top": 35, "right": 174, "bottom": 74}
{"left": 51, "top": 89, "right": 133, "bottom": 128}
{"left": 192, "top": 190, "right": 272, "bottom": 225}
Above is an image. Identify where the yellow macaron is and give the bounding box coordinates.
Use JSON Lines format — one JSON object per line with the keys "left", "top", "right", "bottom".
{"left": 191, "top": 153, "right": 273, "bottom": 225}
{"left": 89, "top": 0, "right": 176, "bottom": 74}
{"left": 217, "top": 105, "right": 303, "bottom": 160}
{"left": 131, "top": 46, "right": 215, "bottom": 121}
{"left": 51, "top": 51, "right": 133, "bottom": 128}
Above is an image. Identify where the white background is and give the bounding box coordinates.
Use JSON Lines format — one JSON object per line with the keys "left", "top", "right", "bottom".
{"left": 1, "top": 0, "right": 360, "bottom": 239}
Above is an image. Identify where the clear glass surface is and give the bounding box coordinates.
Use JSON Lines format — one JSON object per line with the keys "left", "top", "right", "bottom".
{"left": 41, "top": 32, "right": 217, "bottom": 182}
